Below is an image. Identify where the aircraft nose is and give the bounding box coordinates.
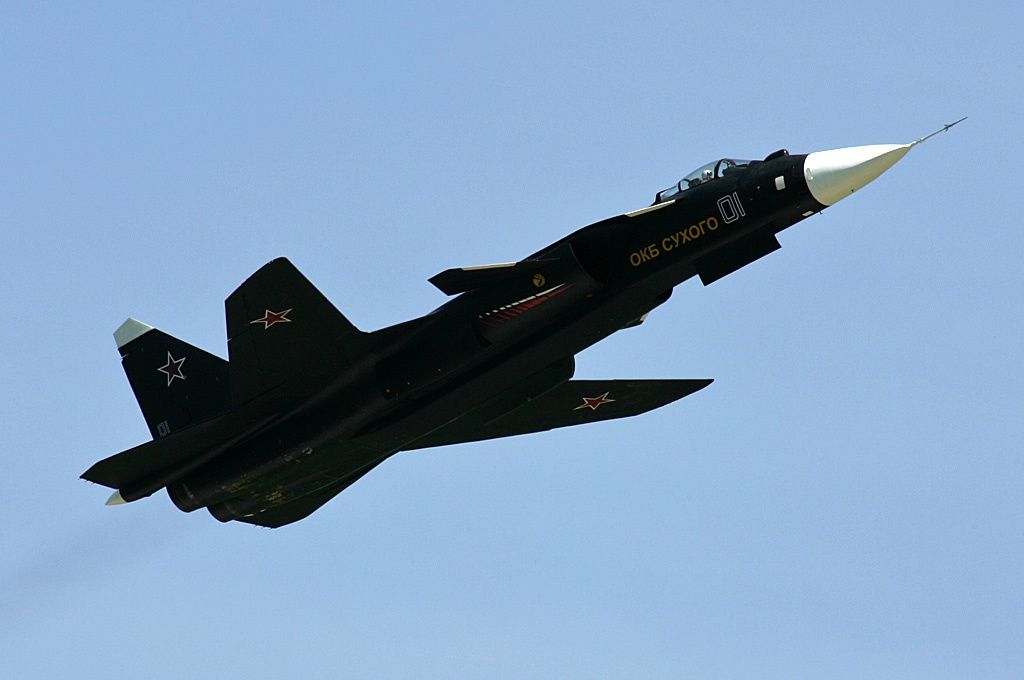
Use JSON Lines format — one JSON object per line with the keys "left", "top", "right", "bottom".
{"left": 803, "top": 143, "right": 911, "bottom": 206}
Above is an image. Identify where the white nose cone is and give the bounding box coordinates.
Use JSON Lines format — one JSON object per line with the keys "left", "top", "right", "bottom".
{"left": 803, "top": 143, "right": 911, "bottom": 206}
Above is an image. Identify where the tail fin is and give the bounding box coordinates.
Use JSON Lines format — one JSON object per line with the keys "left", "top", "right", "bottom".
{"left": 225, "top": 258, "right": 367, "bottom": 405}
{"left": 114, "top": 319, "right": 231, "bottom": 439}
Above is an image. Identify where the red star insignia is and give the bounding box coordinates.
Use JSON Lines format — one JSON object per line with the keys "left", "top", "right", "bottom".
{"left": 250, "top": 308, "right": 292, "bottom": 329}
{"left": 157, "top": 351, "right": 187, "bottom": 386}
{"left": 574, "top": 391, "right": 615, "bottom": 411}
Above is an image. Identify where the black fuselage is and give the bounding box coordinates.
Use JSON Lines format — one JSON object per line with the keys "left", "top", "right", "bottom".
{"left": 165, "top": 152, "right": 825, "bottom": 523}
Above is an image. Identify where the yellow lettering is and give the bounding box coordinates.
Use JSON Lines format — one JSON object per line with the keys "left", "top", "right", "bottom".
{"left": 636, "top": 216, "right": 725, "bottom": 267}
{"left": 629, "top": 243, "right": 660, "bottom": 266}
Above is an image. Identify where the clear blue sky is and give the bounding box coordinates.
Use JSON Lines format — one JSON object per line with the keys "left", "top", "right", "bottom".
{"left": 2, "top": 2, "right": 1021, "bottom": 678}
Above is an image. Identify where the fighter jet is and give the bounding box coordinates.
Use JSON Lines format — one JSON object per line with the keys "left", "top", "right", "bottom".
{"left": 83, "top": 121, "right": 963, "bottom": 527}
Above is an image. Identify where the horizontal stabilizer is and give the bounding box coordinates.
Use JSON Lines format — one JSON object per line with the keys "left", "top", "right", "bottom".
{"left": 82, "top": 411, "right": 278, "bottom": 500}
{"left": 429, "top": 259, "right": 557, "bottom": 295}
{"left": 404, "top": 378, "right": 712, "bottom": 450}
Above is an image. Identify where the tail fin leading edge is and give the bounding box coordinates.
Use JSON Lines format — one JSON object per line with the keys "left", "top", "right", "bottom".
{"left": 114, "top": 318, "right": 231, "bottom": 439}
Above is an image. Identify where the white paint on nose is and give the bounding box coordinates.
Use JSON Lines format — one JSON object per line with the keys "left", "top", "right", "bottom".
{"left": 803, "top": 143, "right": 911, "bottom": 206}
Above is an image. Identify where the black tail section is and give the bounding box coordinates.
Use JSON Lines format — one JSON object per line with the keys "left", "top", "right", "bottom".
{"left": 114, "top": 319, "right": 231, "bottom": 439}
{"left": 224, "top": 258, "right": 367, "bottom": 406}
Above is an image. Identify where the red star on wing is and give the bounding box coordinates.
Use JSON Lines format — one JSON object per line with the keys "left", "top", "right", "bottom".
{"left": 250, "top": 308, "right": 293, "bottom": 329}
{"left": 157, "top": 351, "right": 187, "bottom": 386}
{"left": 574, "top": 391, "right": 615, "bottom": 411}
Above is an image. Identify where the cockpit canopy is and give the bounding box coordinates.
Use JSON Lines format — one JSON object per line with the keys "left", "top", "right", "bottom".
{"left": 654, "top": 158, "right": 752, "bottom": 204}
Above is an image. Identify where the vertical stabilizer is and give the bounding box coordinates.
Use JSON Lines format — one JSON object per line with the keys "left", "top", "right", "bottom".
{"left": 114, "top": 319, "right": 231, "bottom": 439}
{"left": 224, "top": 258, "right": 366, "bottom": 405}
